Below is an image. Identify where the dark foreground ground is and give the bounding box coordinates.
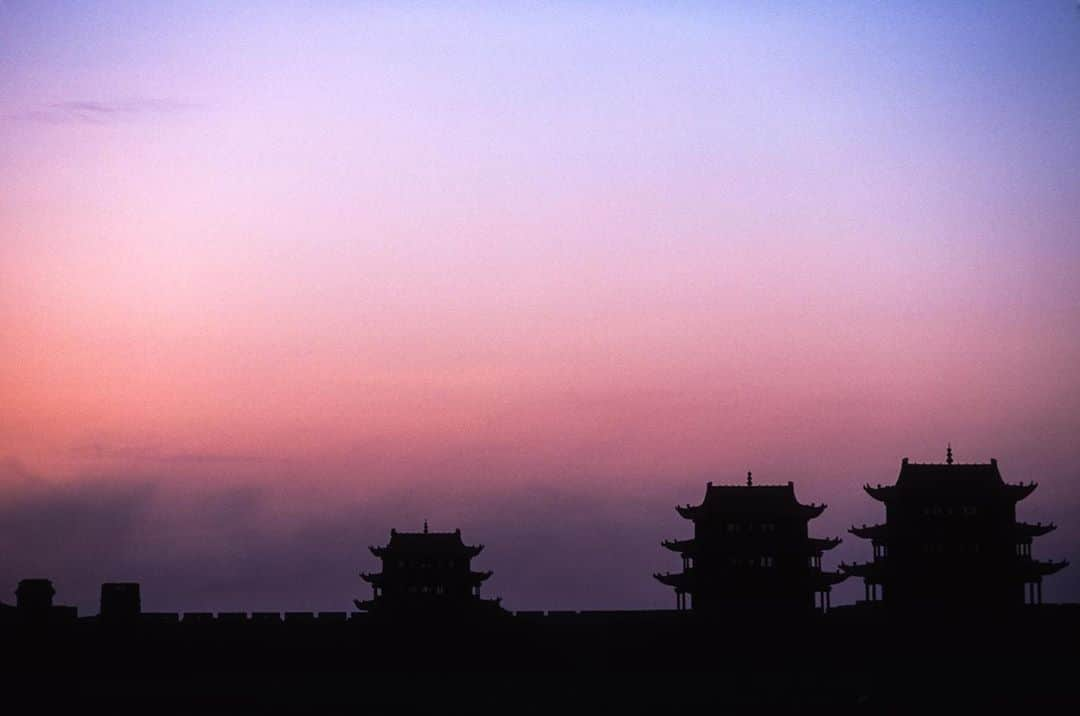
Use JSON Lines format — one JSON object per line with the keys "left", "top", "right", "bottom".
{"left": 3, "top": 604, "right": 1078, "bottom": 712}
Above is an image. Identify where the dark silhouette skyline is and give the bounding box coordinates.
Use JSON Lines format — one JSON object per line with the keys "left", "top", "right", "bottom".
{"left": 1, "top": 451, "right": 1068, "bottom": 619}
{"left": 1, "top": 448, "right": 1076, "bottom": 614}
{"left": 2, "top": 450, "right": 1076, "bottom": 710}
{"left": 4, "top": 3, "right": 1078, "bottom": 708}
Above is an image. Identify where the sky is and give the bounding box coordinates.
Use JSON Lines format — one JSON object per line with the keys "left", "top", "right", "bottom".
{"left": 1, "top": 1, "right": 1079, "bottom": 613}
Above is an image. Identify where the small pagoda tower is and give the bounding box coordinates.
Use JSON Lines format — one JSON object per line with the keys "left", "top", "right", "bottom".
{"left": 355, "top": 523, "right": 502, "bottom": 614}
{"left": 654, "top": 474, "right": 846, "bottom": 612}
{"left": 842, "top": 449, "right": 1068, "bottom": 607}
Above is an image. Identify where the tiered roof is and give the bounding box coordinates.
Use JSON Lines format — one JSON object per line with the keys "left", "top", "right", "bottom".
{"left": 1016, "top": 522, "right": 1056, "bottom": 538}
{"left": 661, "top": 538, "right": 696, "bottom": 554}
{"left": 863, "top": 457, "right": 1037, "bottom": 503}
{"left": 674, "top": 480, "right": 827, "bottom": 521}
{"left": 846, "top": 452, "right": 1069, "bottom": 602}
{"left": 808, "top": 537, "right": 843, "bottom": 552}
{"left": 356, "top": 523, "right": 503, "bottom": 614}
{"left": 849, "top": 523, "right": 887, "bottom": 540}
{"left": 1018, "top": 560, "right": 1069, "bottom": 579}
{"left": 655, "top": 475, "right": 845, "bottom": 608}
{"left": 369, "top": 527, "right": 484, "bottom": 559}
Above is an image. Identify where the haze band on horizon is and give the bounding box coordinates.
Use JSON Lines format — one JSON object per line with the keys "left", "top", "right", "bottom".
{"left": 1, "top": 2, "right": 1078, "bottom": 612}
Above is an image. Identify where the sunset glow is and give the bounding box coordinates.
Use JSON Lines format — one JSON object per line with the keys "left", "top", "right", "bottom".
{"left": 2, "top": 2, "right": 1079, "bottom": 611}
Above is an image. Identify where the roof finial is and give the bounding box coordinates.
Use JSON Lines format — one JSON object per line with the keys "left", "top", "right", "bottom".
{"left": 423, "top": 519, "right": 429, "bottom": 534}
{"left": 946, "top": 443, "right": 953, "bottom": 465}
{"left": 747, "top": 471, "right": 753, "bottom": 487}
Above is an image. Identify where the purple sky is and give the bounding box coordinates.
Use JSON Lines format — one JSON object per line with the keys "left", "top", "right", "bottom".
{"left": 2, "top": 2, "right": 1079, "bottom": 612}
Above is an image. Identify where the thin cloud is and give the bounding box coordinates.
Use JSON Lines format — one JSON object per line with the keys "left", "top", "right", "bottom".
{"left": 70, "top": 442, "right": 262, "bottom": 465}
{"left": 5, "top": 98, "right": 199, "bottom": 124}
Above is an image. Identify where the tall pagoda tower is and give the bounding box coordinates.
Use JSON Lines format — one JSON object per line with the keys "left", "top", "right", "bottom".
{"left": 842, "top": 449, "right": 1068, "bottom": 607}
{"left": 654, "top": 474, "right": 846, "bottom": 612}
{"left": 355, "top": 523, "right": 502, "bottom": 614}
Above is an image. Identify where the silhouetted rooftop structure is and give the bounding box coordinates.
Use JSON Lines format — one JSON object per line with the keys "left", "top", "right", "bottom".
{"left": 15, "top": 579, "right": 55, "bottom": 613}
{"left": 356, "top": 523, "right": 502, "bottom": 614}
{"left": 100, "top": 583, "right": 141, "bottom": 623}
{"left": 655, "top": 473, "right": 846, "bottom": 611}
{"left": 6, "top": 579, "right": 78, "bottom": 623}
{"left": 843, "top": 449, "right": 1068, "bottom": 607}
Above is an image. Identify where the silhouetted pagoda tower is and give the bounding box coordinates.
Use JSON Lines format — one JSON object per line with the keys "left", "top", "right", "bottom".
{"left": 355, "top": 522, "right": 502, "bottom": 613}
{"left": 655, "top": 473, "right": 846, "bottom": 612}
{"left": 842, "top": 447, "right": 1068, "bottom": 607}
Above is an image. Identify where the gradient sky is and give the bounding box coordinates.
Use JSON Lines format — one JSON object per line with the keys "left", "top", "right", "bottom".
{"left": 2, "top": 1, "right": 1079, "bottom": 613}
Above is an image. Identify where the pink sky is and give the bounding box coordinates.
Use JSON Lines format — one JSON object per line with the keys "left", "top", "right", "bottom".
{"left": 1, "top": 2, "right": 1079, "bottom": 610}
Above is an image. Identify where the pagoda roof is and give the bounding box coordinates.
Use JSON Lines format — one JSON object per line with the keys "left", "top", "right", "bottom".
{"left": 1016, "top": 521, "right": 1056, "bottom": 538}
{"left": 1020, "top": 559, "right": 1069, "bottom": 578}
{"left": 653, "top": 571, "right": 691, "bottom": 590}
{"left": 1005, "top": 483, "right": 1038, "bottom": 501}
{"left": 661, "top": 538, "right": 696, "bottom": 554}
{"left": 839, "top": 561, "right": 883, "bottom": 580}
{"left": 469, "top": 570, "right": 494, "bottom": 585}
{"left": 863, "top": 485, "right": 895, "bottom": 502}
{"left": 808, "top": 536, "right": 842, "bottom": 552}
{"left": 813, "top": 570, "right": 849, "bottom": 588}
{"left": 863, "top": 457, "right": 1037, "bottom": 502}
{"left": 675, "top": 479, "right": 827, "bottom": 521}
{"left": 896, "top": 458, "right": 1010, "bottom": 489}
{"left": 360, "top": 569, "right": 492, "bottom": 586}
{"left": 849, "top": 523, "right": 887, "bottom": 540}
{"left": 369, "top": 527, "right": 484, "bottom": 557}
